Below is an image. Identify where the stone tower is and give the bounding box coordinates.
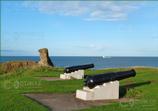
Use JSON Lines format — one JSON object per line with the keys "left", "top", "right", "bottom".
{"left": 38, "top": 48, "right": 54, "bottom": 67}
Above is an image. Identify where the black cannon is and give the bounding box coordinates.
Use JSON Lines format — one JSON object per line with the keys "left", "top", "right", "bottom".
{"left": 64, "top": 64, "right": 94, "bottom": 73}
{"left": 84, "top": 69, "right": 136, "bottom": 89}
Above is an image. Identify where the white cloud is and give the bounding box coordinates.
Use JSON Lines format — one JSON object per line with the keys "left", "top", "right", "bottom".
{"left": 23, "top": 1, "right": 142, "bottom": 21}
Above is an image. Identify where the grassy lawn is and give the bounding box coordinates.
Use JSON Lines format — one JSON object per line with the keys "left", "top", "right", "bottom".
{"left": 0, "top": 67, "right": 158, "bottom": 111}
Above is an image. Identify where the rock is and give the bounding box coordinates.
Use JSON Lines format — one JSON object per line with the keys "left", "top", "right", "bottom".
{"left": 38, "top": 48, "right": 54, "bottom": 67}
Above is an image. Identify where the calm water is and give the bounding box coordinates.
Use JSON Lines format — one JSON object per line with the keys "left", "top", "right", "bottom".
{"left": 0, "top": 56, "right": 158, "bottom": 69}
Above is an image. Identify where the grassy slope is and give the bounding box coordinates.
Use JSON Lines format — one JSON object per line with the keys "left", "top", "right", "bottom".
{"left": 0, "top": 67, "right": 158, "bottom": 111}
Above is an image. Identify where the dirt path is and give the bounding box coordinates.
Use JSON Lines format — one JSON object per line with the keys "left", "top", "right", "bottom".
{"left": 36, "top": 77, "right": 63, "bottom": 81}
{"left": 24, "top": 93, "right": 129, "bottom": 111}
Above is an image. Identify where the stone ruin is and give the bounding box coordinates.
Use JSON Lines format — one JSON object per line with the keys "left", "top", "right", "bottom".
{"left": 0, "top": 48, "right": 54, "bottom": 73}
{"left": 38, "top": 48, "right": 54, "bottom": 67}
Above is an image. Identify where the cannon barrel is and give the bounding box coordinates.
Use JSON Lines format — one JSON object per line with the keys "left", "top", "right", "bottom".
{"left": 64, "top": 64, "right": 94, "bottom": 73}
{"left": 84, "top": 69, "right": 136, "bottom": 89}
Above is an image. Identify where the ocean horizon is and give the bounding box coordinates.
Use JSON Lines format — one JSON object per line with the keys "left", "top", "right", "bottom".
{"left": 1, "top": 56, "right": 158, "bottom": 69}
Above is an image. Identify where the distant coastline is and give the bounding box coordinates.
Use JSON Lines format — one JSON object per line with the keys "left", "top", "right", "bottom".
{"left": 1, "top": 56, "right": 158, "bottom": 69}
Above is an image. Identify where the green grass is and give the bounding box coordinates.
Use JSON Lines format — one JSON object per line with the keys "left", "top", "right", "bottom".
{"left": 0, "top": 67, "right": 158, "bottom": 111}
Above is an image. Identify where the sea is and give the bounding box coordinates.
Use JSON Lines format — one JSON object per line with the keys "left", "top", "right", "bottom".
{"left": 0, "top": 56, "right": 158, "bottom": 69}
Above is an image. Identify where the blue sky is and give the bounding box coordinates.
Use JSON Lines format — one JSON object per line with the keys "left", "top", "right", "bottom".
{"left": 1, "top": 1, "right": 158, "bottom": 56}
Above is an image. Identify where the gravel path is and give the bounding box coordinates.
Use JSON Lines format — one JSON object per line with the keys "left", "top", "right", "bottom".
{"left": 36, "top": 77, "right": 63, "bottom": 81}
{"left": 24, "top": 93, "right": 129, "bottom": 111}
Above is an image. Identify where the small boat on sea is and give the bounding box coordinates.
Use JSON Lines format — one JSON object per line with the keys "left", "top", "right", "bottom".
{"left": 102, "top": 56, "right": 112, "bottom": 59}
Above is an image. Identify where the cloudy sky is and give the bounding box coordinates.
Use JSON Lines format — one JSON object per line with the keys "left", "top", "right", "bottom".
{"left": 1, "top": 1, "right": 158, "bottom": 56}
